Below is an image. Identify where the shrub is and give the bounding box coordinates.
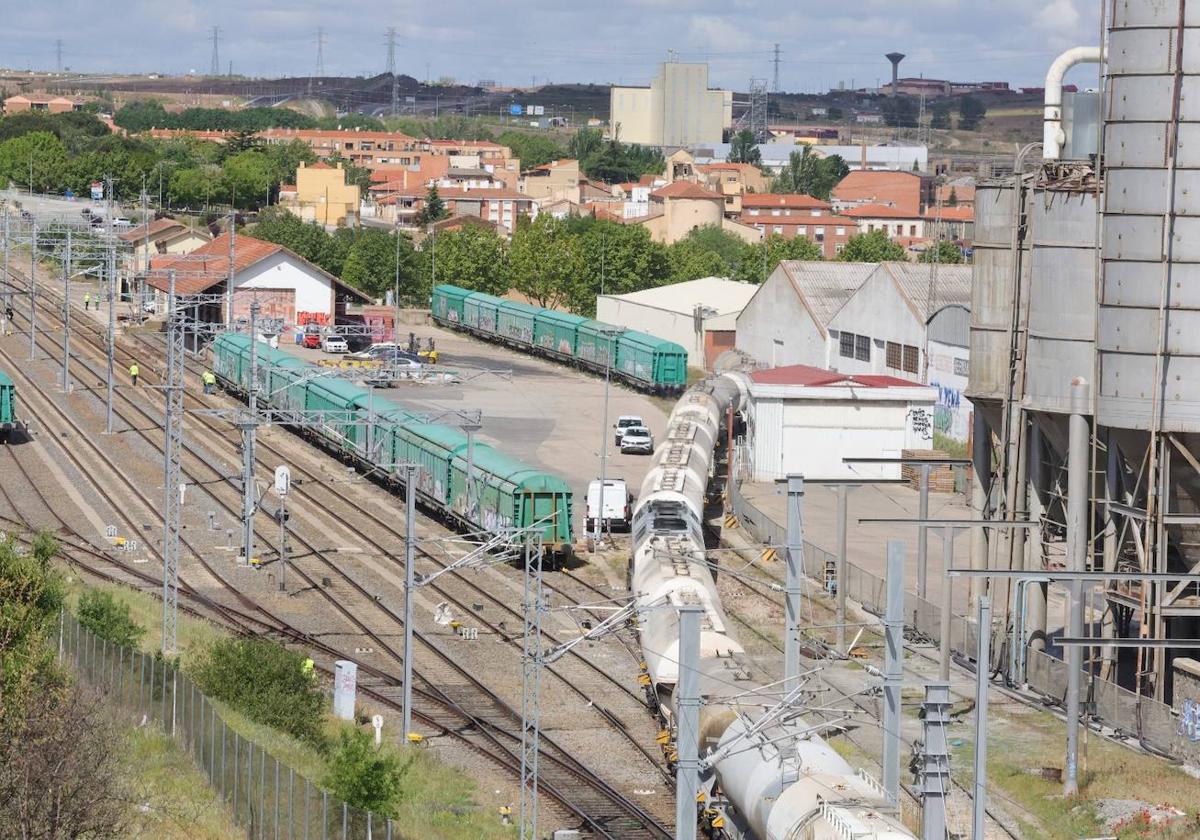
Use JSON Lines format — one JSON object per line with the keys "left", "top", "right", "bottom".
{"left": 191, "top": 637, "right": 325, "bottom": 744}
{"left": 77, "top": 589, "right": 145, "bottom": 648}
{"left": 324, "top": 728, "right": 411, "bottom": 818}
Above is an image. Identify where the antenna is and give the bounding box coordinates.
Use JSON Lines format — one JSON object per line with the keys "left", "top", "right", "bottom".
{"left": 209, "top": 27, "right": 220, "bottom": 77}
{"left": 316, "top": 27, "right": 326, "bottom": 77}
{"left": 385, "top": 27, "right": 399, "bottom": 116}
{"left": 772, "top": 43, "right": 781, "bottom": 93}
{"left": 55, "top": 39, "right": 64, "bottom": 73}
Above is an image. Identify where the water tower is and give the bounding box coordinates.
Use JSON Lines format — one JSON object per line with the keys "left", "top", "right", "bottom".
{"left": 885, "top": 52, "right": 905, "bottom": 96}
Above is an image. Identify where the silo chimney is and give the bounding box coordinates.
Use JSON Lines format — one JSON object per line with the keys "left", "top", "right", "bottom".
{"left": 885, "top": 52, "right": 905, "bottom": 96}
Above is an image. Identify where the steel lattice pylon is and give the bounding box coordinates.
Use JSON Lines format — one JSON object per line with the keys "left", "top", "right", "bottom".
{"left": 161, "top": 270, "right": 185, "bottom": 654}
{"left": 749, "top": 78, "right": 769, "bottom": 142}
{"left": 519, "top": 534, "right": 544, "bottom": 840}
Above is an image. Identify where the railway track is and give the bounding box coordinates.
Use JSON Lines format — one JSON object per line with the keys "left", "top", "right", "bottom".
{"left": 0, "top": 266, "right": 672, "bottom": 837}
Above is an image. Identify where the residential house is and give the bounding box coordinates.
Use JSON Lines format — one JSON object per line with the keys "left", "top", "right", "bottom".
{"left": 739, "top": 211, "right": 858, "bottom": 259}
{"left": 695, "top": 162, "right": 770, "bottom": 215}
{"left": 118, "top": 218, "right": 211, "bottom": 273}
{"left": 4, "top": 93, "right": 83, "bottom": 113}
{"left": 281, "top": 161, "right": 361, "bottom": 227}
{"left": 831, "top": 170, "right": 929, "bottom": 214}
{"left": 259, "top": 129, "right": 420, "bottom": 167}
{"left": 368, "top": 185, "right": 536, "bottom": 234}
{"left": 841, "top": 204, "right": 926, "bottom": 242}
{"left": 521, "top": 159, "right": 583, "bottom": 203}
{"left": 635, "top": 181, "right": 761, "bottom": 245}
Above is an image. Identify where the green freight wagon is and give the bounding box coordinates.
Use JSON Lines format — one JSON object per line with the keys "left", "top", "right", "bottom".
{"left": 495, "top": 300, "right": 539, "bottom": 347}
{"left": 616, "top": 330, "right": 688, "bottom": 391}
{"left": 462, "top": 292, "right": 502, "bottom": 335}
{"left": 431, "top": 285, "right": 472, "bottom": 325}
{"left": 0, "top": 369, "right": 15, "bottom": 440}
{"left": 448, "top": 445, "right": 574, "bottom": 548}
{"left": 389, "top": 420, "right": 465, "bottom": 508}
{"left": 577, "top": 320, "right": 620, "bottom": 368}
{"left": 532, "top": 309, "right": 588, "bottom": 359}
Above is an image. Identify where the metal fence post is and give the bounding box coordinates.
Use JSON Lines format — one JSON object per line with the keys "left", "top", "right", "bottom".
{"left": 323, "top": 791, "right": 329, "bottom": 840}
{"left": 275, "top": 757, "right": 281, "bottom": 840}
{"left": 170, "top": 669, "right": 177, "bottom": 737}
{"left": 233, "top": 732, "right": 240, "bottom": 819}
{"left": 260, "top": 744, "right": 267, "bottom": 840}
{"left": 342, "top": 803, "right": 348, "bottom": 840}
{"left": 139, "top": 651, "right": 146, "bottom": 709}
{"left": 221, "top": 718, "right": 227, "bottom": 801}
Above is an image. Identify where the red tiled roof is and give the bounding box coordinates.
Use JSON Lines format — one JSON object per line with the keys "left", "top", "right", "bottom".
{"left": 741, "top": 193, "right": 831, "bottom": 210}
{"left": 650, "top": 180, "right": 724, "bottom": 201}
{"left": 308, "top": 161, "right": 333, "bottom": 170}
{"left": 925, "top": 205, "right": 974, "bottom": 222}
{"left": 697, "top": 162, "right": 760, "bottom": 173}
{"left": 117, "top": 217, "right": 188, "bottom": 243}
{"left": 751, "top": 363, "right": 922, "bottom": 388}
{"left": 279, "top": 184, "right": 296, "bottom": 192}
{"left": 842, "top": 203, "right": 924, "bottom": 220}
{"left": 148, "top": 232, "right": 281, "bottom": 294}
{"left": 260, "top": 128, "right": 417, "bottom": 143}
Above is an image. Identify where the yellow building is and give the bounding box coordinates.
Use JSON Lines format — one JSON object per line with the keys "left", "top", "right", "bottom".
{"left": 286, "top": 161, "right": 361, "bottom": 227}
{"left": 609, "top": 62, "right": 732, "bottom": 147}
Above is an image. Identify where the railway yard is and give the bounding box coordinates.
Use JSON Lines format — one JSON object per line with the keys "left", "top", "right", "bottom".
{"left": 4, "top": 228, "right": 1200, "bottom": 840}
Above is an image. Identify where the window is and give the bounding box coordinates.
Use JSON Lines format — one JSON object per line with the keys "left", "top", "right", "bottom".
{"left": 855, "top": 334, "right": 870, "bottom": 362}
{"left": 886, "top": 341, "right": 902, "bottom": 369}
{"left": 772, "top": 208, "right": 781, "bottom": 216}
{"left": 903, "top": 345, "right": 919, "bottom": 373}
{"left": 835, "top": 243, "right": 845, "bottom": 253}
{"left": 811, "top": 209, "right": 821, "bottom": 217}
{"left": 868, "top": 224, "right": 875, "bottom": 233}
{"left": 773, "top": 225, "right": 783, "bottom": 235}
{"left": 895, "top": 224, "right": 903, "bottom": 235}
{"left": 797, "top": 225, "right": 807, "bottom": 235}
{"left": 910, "top": 224, "right": 917, "bottom": 236}
{"left": 839, "top": 331, "right": 855, "bottom": 358}
{"left": 836, "top": 226, "right": 846, "bottom": 236}
{"left": 749, "top": 209, "right": 760, "bottom": 216}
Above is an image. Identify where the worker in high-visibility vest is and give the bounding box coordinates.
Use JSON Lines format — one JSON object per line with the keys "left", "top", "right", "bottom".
{"left": 83, "top": 292, "right": 90, "bottom": 311}
{"left": 129, "top": 363, "right": 139, "bottom": 386}
{"left": 301, "top": 657, "right": 315, "bottom": 680}
{"left": 202, "top": 370, "right": 216, "bottom": 395}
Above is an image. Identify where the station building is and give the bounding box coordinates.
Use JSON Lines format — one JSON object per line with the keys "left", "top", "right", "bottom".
{"left": 146, "top": 232, "right": 371, "bottom": 330}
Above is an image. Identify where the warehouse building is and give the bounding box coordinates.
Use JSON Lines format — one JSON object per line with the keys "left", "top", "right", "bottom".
{"left": 744, "top": 364, "right": 937, "bottom": 481}
{"left": 609, "top": 62, "right": 732, "bottom": 147}
{"left": 147, "top": 232, "right": 371, "bottom": 329}
{"left": 595, "top": 276, "right": 758, "bottom": 370}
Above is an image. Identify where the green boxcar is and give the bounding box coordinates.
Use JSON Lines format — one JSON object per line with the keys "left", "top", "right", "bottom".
{"left": 0, "top": 369, "right": 15, "bottom": 434}
{"left": 616, "top": 330, "right": 688, "bottom": 390}
{"left": 495, "top": 300, "right": 538, "bottom": 347}
{"left": 532, "top": 309, "right": 587, "bottom": 359}
{"left": 304, "top": 376, "right": 374, "bottom": 454}
{"left": 463, "top": 292, "right": 502, "bottom": 335}
{"left": 389, "top": 421, "right": 465, "bottom": 507}
{"left": 431, "top": 284, "right": 472, "bottom": 325}
{"left": 576, "top": 320, "right": 620, "bottom": 368}
{"left": 449, "top": 445, "right": 573, "bottom": 546}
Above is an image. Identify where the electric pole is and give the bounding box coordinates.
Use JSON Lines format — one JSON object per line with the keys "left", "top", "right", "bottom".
{"left": 772, "top": 43, "right": 781, "bottom": 92}
{"left": 385, "top": 27, "right": 400, "bottom": 117}
{"left": 316, "top": 27, "right": 326, "bottom": 77}
{"left": 55, "top": 39, "right": 64, "bottom": 73}
{"left": 209, "top": 27, "right": 220, "bottom": 77}
{"left": 161, "top": 270, "right": 183, "bottom": 654}
{"left": 60, "top": 229, "right": 71, "bottom": 392}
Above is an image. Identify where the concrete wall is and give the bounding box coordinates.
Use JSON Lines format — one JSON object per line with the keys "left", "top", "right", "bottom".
{"left": 609, "top": 87, "right": 655, "bottom": 145}
{"left": 749, "top": 396, "right": 934, "bottom": 481}
{"left": 927, "top": 338, "right": 971, "bottom": 441}
{"left": 661, "top": 197, "right": 724, "bottom": 243}
{"left": 609, "top": 63, "right": 730, "bottom": 146}
{"left": 826, "top": 268, "right": 924, "bottom": 377}
{"left": 736, "top": 268, "right": 826, "bottom": 368}
{"left": 295, "top": 164, "right": 360, "bottom": 227}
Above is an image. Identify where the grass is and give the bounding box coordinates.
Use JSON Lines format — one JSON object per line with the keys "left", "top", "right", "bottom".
{"left": 63, "top": 576, "right": 516, "bottom": 839}
{"left": 949, "top": 702, "right": 1200, "bottom": 839}
{"left": 121, "top": 728, "right": 243, "bottom": 840}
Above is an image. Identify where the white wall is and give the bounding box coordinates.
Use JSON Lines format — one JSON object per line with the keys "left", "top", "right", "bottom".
{"left": 749, "top": 396, "right": 935, "bottom": 481}
{"left": 235, "top": 252, "right": 333, "bottom": 316}
{"left": 926, "top": 338, "right": 972, "bottom": 441}
{"left": 735, "top": 268, "right": 826, "bottom": 368}
{"left": 826, "top": 269, "right": 924, "bottom": 377}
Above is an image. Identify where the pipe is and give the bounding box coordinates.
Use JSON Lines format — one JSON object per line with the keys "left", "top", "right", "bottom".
{"left": 1043, "top": 46, "right": 1102, "bottom": 160}
{"left": 1064, "top": 377, "right": 1090, "bottom": 797}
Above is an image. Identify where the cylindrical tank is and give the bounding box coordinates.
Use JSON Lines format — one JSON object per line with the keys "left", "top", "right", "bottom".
{"left": 1099, "top": 5, "right": 1200, "bottom": 432}
{"left": 1026, "top": 181, "right": 1099, "bottom": 415}
{"left": 967, "top": 181, "right": 1029, "bottom": 429}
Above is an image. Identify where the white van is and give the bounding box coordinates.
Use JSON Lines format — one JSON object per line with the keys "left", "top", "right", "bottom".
{"left": 586, "top": 478, "right": 631, "bottom": 535}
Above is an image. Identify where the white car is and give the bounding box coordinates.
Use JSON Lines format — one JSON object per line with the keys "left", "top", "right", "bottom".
{"left": 614, "top": 415, "right": 645, "bottom": 446}
{"left": 321, "top": 333, "right": 349, "bottom": 353}
{"left": 620, "top": 426, "right": 654, "bottom": 455}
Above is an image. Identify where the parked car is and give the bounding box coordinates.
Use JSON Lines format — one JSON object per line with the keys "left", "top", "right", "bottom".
{"left": 321, "top": 333, "right": 349, "bottom": 353}
{"left": 613, "top": 415, "right": 644, "bottom": 446}
{"left": 619, "top": 426, "right": 654, "bottom": 455}
{"left": 585, "top": 478, "right": 631, "bottom": 535}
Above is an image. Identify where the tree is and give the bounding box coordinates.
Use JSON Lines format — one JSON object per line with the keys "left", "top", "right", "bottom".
{"left": 946, "top": 187, "right": 958, "bottom": 207}
{"left": 76, "top": 589, "right": 145, "bottom": 648}
{"left": 221, "top": 150, "right": 275, "bottom": 208}
{"left": 264, "top": 139, "right": 317, "bottom": 184}
{"left": 771, "top": 146, "right": 848, "bottom": 200}
{"left": 342, "top": 228, "right": 420, "bottom": 300}
{"left": 838, "top": 229, "right": 907, "bottom": 262}
{"left": 167, "top": 165, "right": 225, "bottom": 208}
{"left": 668, "top": 225, "right": 745, "bottom": 282}
{"left": 323, "top": 153, "right": 373, "bottom": 193}
{"left": 881, "top": 96, "right": 918, "bottom": 128}
{"left": 728, "top": 129, "right": 761, "bottom": 166}
{"left": 570, "top": 218, "right": 669, "bottom": 314}
{"left": 415, "top": 185, "right": 448, "bottom": 226}
{"left": 112, "top": 100, "right": 172, "bottom": 132}
{"left": 567, "top": 127, "right": 603, "bottom": 162}
{"left": 582, "top": 139, "right": 664, "bottom": 184}
{"left": 508, "top": 215, "right": 586, "bottom": 309}
{"left": 224, "top": 128, "right": 264, "bottom": 156}
{"left": 497, "top": 130, "right": 566, "bottom": 169}
{"left": 930, "top": 101, "right": 952, "bottom": 131}
{"left": 318, "top": 113, "right": 385, "bottom": 131}
{"left": 917, "top": 239, "right": 964, "bottom": 264}
{"left": 958, "top": 96, "right": 987, "bottom": 131}
{"left": 324, "top": 728, "right": 410, "bottom": 818}
{"left": 733, "top": 234, "right": 823, "bottom": 284}
{"left": 0, "top": 131, "right": 68, "bottom": 193}
{"left": 422, "top": 224, "right": 508, "bottom": 295}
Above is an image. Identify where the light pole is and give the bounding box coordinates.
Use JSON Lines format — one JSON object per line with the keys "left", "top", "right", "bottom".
{"left": 593, "top": 325, "right": 624, "bottom": 550}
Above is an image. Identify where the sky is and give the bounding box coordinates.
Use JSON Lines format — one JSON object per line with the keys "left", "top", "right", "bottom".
{"left": 2, "top": 0, "right": 1103, "bottom": 93}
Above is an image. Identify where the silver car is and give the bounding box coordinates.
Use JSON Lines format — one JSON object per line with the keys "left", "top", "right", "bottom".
{"left": 619, "top": 426, "right": 654, "bottom": 455}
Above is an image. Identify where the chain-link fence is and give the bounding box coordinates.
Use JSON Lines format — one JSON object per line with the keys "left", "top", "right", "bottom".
{"left": 729, "top": 476, "right": 1196, "bottom": 763}
{"left": 58, "top": 611, "right": 400, "bottom": 839}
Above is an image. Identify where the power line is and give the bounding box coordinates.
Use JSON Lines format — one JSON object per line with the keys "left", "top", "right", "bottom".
{"left": 209, "top": 27, "right": 220, "bottom": 78}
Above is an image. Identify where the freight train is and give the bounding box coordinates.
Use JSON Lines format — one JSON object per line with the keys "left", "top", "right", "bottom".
{"left": 211, "top": 334, "right": 574, "bottom": 555}
{"left": 630, "top": 361, "right": 916, "bottom": 840}
{"left": 430, "top": 284, "right": 689, "bottom": 394}
{"left": 0, "top": 369, "right": 16, "bottom": 441}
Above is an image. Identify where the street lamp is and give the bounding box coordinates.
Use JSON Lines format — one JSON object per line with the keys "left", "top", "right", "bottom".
{"left": 593, "top": 325, "right": 624, "bottom": 551}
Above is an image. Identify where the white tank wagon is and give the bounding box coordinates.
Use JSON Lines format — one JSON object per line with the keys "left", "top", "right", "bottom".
{"left": 628, "top": 370, "right": 917, "bottom": 840}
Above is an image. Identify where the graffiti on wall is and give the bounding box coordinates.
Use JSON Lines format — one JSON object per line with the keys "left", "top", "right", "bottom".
{"left": 1179, "top": 698, "right": 1200, "bottom": 742}
{"left": 909, "top": 407, "right": 933, "bottom": 442}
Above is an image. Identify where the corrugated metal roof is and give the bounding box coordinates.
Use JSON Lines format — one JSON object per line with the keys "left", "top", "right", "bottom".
{"left": 600, "top": 277, "right": 758, "bottom": 316}
{"left": 778, "top": 261, "right": 876, "bottom": 328}
{"left": 880, "top": 262, "right": 971, "bottom": 321}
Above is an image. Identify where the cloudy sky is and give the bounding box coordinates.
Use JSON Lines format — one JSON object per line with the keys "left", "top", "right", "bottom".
{"left": 4, "top": 0, "right": 1101, "bottom": 92}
